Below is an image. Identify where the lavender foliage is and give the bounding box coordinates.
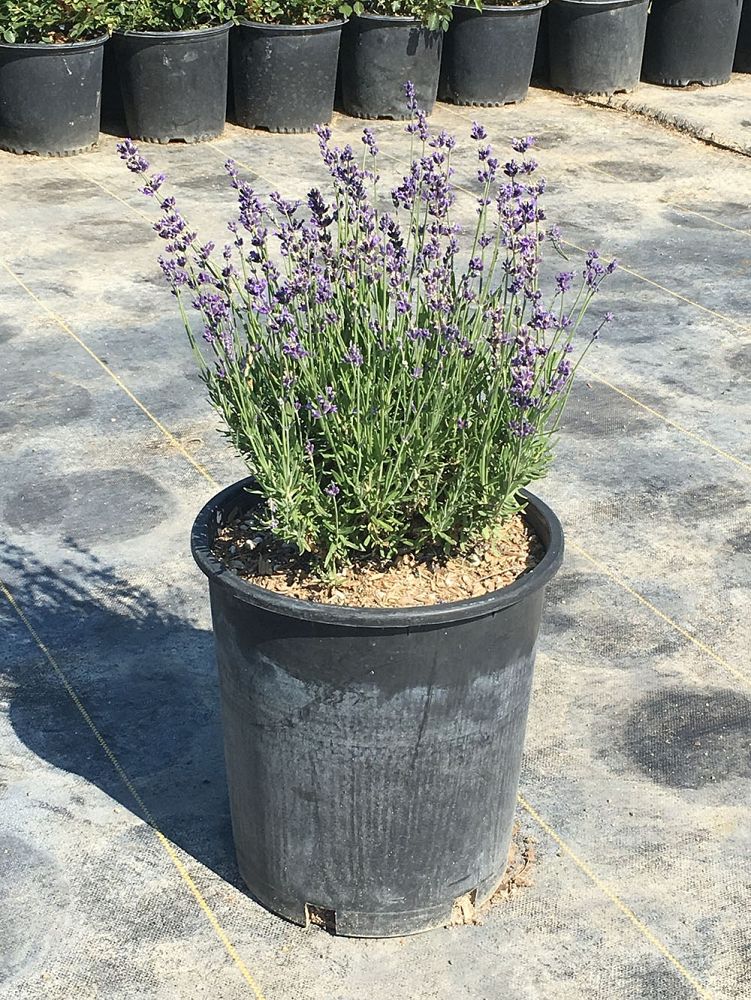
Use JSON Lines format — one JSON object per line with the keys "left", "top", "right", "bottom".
{"left": 118, "top": 91, "right": 616, "bottom": 572}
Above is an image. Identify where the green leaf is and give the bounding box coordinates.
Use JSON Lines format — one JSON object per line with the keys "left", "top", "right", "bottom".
{"left": 3, "top": 29, "right": 16, "bottom": 43}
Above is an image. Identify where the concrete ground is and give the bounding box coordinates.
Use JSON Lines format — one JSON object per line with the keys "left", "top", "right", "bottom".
{"left": 587, "top": 74, "right": 751, "bottom": 158}
{"left": 1, "top": 73, "right": 750, "bottom": 1000}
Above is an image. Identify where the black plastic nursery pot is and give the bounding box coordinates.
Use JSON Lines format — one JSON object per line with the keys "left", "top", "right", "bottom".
{"left": 440, "top": 2, "right": 548, "bottom": 106}
{"left": 110, "top": 23, "right": 230, "bottom": 143}
{"left": 736, "top": 1, "right": 751, "bottom": 73}
{"left": 231, "top": 20, "right": 344, "bottom": 133}
{"left": 339, "top": 13, "right": 443, "bottom": 119}
{"left": 642, "top": 0, "right": 744, "bottom": 87}
{"left": 0, "top": 35, "right": 106, "bottom": 156}
{"left": 192, "top": 478, "right": 564, "bottom": 937}
{"left": 548, "top": 0, "right": 649, "bottom": 96}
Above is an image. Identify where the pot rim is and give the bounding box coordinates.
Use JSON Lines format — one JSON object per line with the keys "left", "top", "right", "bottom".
{"left": 236, "top": 17, "right": 347, "bottom": 31}
{"left": 551, "top": 0, "right": 646, "bottom": 7}
{"left": 113, "top": 22, "right": 232, "bottom": 41}
{"left": 0, "top": 32, "right": 109, "bottom": 52}
{"left": 452, "top": 1, "right": 548, "bottom": 11}
{"left": 191, "top": 476, "right": 564, "bottom": 627}
{"left": 352, "top": 11, "right": 436, "bottom": 25}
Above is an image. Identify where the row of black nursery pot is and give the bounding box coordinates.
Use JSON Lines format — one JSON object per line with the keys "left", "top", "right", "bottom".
{"left": 0, "top": 9, "right": 534, "bottom": 155}
{"left": 538, "top": 0, "right": 747, "bottom": 97}
{"left": 1, "top": 0, "right": 749, "bottom": 155}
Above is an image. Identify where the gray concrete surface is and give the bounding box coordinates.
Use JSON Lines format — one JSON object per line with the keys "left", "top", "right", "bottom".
{"left": 1, "top": 83, "right": 750, "bottom": 1000}
{"left": 586, "top": 73, "right": 751, "bottom": 158}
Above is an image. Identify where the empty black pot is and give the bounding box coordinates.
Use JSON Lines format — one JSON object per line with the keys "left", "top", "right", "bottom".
{"left": 192, "top": 477, "right": 564, "bottom": 937}
{"left": 340, "top": 13, "right": 443, "bottom": 119}
{"left": 642, "top": 0, "right": 743, "bottom": 87}
{"left": 736, "top": 0, "right": 751, "bottom": 73}
{"left": 441, "top": 2, "right": 548, "bottom": 106}
{"left": 0, "top": 35, "right": 106, "bottom": 155}
{"left": 231, "top": 20, "right": 344, "bottom": 133}
{"left": 111, "top": 23, "right": 230, "bottom": 143}
{"left": 548, "top": 0, "right": 649, "bottom": 95}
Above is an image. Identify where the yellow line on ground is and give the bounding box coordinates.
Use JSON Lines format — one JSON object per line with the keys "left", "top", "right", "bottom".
{"left": 70, "top": 161, "right": 155, "bottom": 226}
{"left": 663, "top": 203, "right": 751, "bottom": 237}
{"left": 580, "top": 366, "right": 751, "bottom": 475}
{"left": 0, "top": 578, "right": 266, "bottom": 1000}
{"left": 586, "top": 161, "right": 751, "bottom": 237}
{"left": 517, "top": 794, "right": 714, "bottom": 1000}
{"left": 0, "top": 259, "right": 216, "bottom": 488}
{"left": 568, "top": 541, "right": 749, "bottom": 686}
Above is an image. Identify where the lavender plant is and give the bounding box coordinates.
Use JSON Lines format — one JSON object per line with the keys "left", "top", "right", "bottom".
{"left": 118, "top": 85, "right": 616, "bottom": 574}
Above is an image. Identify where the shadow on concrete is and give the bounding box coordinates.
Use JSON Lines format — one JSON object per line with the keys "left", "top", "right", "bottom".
{"left": 1, "top": 540, "right": 242, "bottom": 888}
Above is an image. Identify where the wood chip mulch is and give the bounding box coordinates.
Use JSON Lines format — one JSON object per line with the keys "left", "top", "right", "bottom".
{"left": 212, "top": 512, "right": 543, "bottom": 609}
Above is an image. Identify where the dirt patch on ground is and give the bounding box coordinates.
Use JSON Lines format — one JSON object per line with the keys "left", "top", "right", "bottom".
{"left": 449, "top": 823, "right": 538, "bottom": 927}
{"left": 212, "top": 513, "right": 543, "bottom": 609}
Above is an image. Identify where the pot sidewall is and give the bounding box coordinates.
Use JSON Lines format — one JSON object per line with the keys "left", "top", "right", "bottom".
{"left": 643, "top": 0, "right": 744, "bottom": 86}
{"left": 110, "top": 25, "right": 230, "bottom": 142}
{"left": 547, "top": 0, "right": 649, "bottom": 95}
{"left": 230, "top": 20, "right": 343, "bottom": 132}
{"left": 442, "top": 2, "right": 547, "bottom": 105}
{"left": 340, "top": 15, "right": 443, "bottom": 119}
{"left": 0, "top": 35, "right": 106, "bottom": 155}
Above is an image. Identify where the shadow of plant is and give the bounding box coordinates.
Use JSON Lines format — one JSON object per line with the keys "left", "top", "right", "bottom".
{"left": 0, "top": 540, "right": 241, "bottom": 887}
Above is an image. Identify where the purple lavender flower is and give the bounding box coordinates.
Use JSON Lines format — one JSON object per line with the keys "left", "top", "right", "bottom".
{"left": 406, "top": 109, "right": 430, "bottom": 142}
{"left": 584, "top": 249, "right": 608, "bottom": 289}
{"left": 404, "top": 80, "right": 418, "bottom": 114}
{"left": 430, "top": 130, "right": 457, "bottom": 151}
{"left": 510, "top": 417, "right": 535, "bottom": 438}
{"left": 270, "top": 191, "right": 302, "bottom": 217}
{"left": 308, "top": 388, "right": 337, "bottom": 420}
{"left": 116, "top": 138, "right": 149, "bottom": 174}
{"left": 555, "top": 271, "right": 574, "bottom": 294}
{"left": 193, "top": 290, "right": 230, "bottom": 326}
{"left": 324, "top": 482, "right": 340, "bottom": 497}
{"left": 408, "top": 327, "right": 431, "bottom": 342}
{"left": 158, "top": 256, "right": 189, "bottom": 289}
{"left": 343, "top": 343, "right": 364, "bottom": 366}
{"left": 470, "top": 122, "right": 488, "bottom": 141}
{"left": 282, "top": 336, "right": 309, "bottom": 361}
{"left": 511, "top": 136, "right": 536, "bottom": 153}
{"left": 139, "top": 172, "right": 165, "bottom": 197}
{"left": 362, "top": 128, "right": 378, "bottom": 157}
